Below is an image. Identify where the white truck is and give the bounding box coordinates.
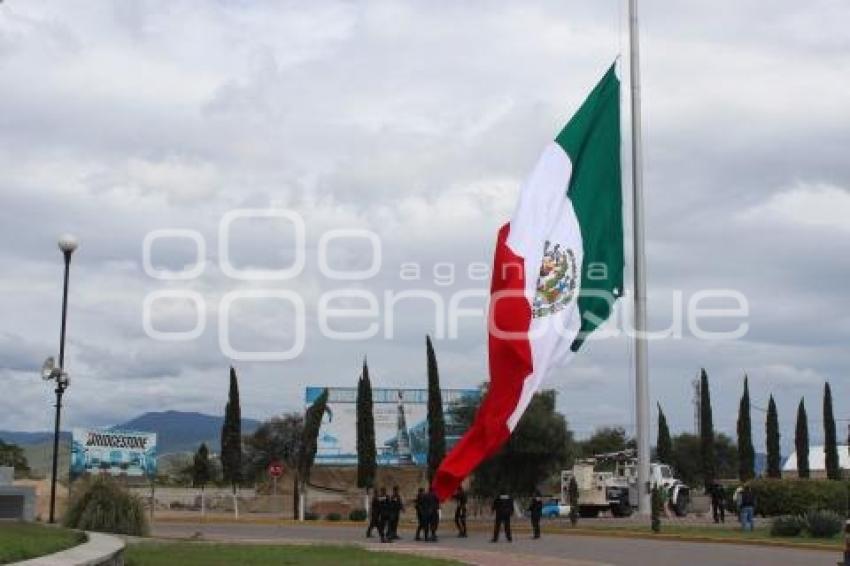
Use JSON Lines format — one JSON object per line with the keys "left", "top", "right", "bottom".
{"left": 560, "top": 451, "right": 690, "bottom": 518}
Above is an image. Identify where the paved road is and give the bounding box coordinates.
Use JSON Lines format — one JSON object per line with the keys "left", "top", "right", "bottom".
{"left": 152, "top": 521, "right": 840, "bottom": 566}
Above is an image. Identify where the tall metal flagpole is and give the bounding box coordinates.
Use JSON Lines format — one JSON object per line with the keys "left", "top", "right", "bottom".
{"left": 628, "top": 0, "right": 651, "bottom": 516}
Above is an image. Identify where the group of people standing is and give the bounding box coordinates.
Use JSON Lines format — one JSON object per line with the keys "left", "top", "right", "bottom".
{"left": 366, "top": 485, "right": 546, "bottom": 544}
{"left": 365, "top": 485, "right": 446, "bottom": 543}
{"left": 708, "top": 482, "right": 756, "bottom": 531}
{"left": 366, "top": 485, "right": 408, "bottom": 543}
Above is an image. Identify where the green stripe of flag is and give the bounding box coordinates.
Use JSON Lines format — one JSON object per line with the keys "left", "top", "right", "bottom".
{"left": 555, "top": 64, "right": 624, "bottom": 351}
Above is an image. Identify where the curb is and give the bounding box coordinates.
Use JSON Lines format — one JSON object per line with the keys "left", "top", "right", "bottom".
{"left": 13, "top": 532, "right": 125, "bottom": 566}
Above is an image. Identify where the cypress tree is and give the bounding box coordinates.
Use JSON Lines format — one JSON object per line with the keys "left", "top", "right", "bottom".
{"left": 794, "top": 398, "right": 809, "bottom": 479}
{"left": 426, "top": 335, "right": 446, "bottom": 483}
{"left": 656, "top": 403, "right": 672, "bottom": 465}
{"left": 736, "top": 376, "right": 755, "bottom": 481}
{"left": 356, "top": 360, "right": 377, "bottom": 490}
{"left": 192, "top": 443, "right": 211, "bottom": 488}
{"left": 193, "top": 443, "right": 211, "bottom": 517}
{"left": 765, "top": 395, "right": 781, "bottom": 478}
{"left": 823, "top": 382, "right": 840, "bottom": 480}
{"left": 300, "top": 388, "right": 329, "bottom": 483}
{"left": 699, "top": 368, "right": 716, "bottom": 490}
{"left": 221, "top": 366, "right": 242, "bottom": 491}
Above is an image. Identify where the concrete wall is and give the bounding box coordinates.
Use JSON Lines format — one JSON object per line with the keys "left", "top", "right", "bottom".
{"left": 0, "top": 491, "right": 35, "bottom": 521}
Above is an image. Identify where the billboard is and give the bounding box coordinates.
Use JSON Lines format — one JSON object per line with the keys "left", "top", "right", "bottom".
{"left": 305, "top": 387, "right": 479, "bottom": 466}
{"left": 70, "top": 429, "right": 157, "bottom": 479}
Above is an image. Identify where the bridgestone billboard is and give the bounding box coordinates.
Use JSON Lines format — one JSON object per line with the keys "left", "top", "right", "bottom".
{"left": 306, "top": 387, "right": 479, "bottom": 466}
{"left": 71, "top": 429, "right": 157, "bottom": 479}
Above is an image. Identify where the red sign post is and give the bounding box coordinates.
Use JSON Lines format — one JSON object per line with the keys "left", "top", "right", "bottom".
{"left": 268, "top": 460, "right": 283, "bottom": 498}
{"left": 268, "top": 461, "right": 283, "bottom": 478}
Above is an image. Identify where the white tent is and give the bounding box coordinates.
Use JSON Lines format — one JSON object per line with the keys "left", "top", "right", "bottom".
{"left": 782, "top": 445, "right": 850, "bottom": 472}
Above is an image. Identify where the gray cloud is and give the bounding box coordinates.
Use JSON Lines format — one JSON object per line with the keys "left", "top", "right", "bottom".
{"left": 0, "top": 0, "right": 847, "bottom": 457}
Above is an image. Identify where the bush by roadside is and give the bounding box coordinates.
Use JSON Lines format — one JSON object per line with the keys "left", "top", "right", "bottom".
{"left": 348, "top": 508, "right": 368, "bottom": 521}
{"left": 747, "top": 479, "right": 847, "bottom": 517}
{"left": 63, "top": 476, "right": 149, "bottom": 536}
{"left": 769, "top": 515, "right": 805, "bottom": 537}
{"left": 804, "top": 509, "right": 843, "bottom": 538}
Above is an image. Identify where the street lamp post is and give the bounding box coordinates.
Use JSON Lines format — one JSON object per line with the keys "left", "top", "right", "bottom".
{"left": 45, "top": 234, "right": 78, "bottom": 524}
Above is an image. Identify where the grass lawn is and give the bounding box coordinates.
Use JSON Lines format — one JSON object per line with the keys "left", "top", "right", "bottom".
{"left": 126, "top": 543, "right": 462, "bottom": 566}
{"left": 0, "top": 522, "right": 86, "bottom": 564}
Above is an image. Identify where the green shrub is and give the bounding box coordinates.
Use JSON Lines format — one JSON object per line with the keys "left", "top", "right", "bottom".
{"left": 770, "top": 515, "right": 805, "bottom": 537}
{"left": 746, "top": 479, "right": 847, "bottom": 517}
{"left": 325, "top": 512, "right": 342, "bottom": 521}
{"left": 63, "top": 476, "right": 148, "bottom": 536}
{"left": 650, "top": 485, "right": 662, "bottom": 533}
{"left": 805, "top": 509, "right": 843, "bottom": 538}
{"left": 348, "top": 508, "right": 368, "bottom": 521}
{"left": 304, "top": 511, "right": 319, "bottom": 521}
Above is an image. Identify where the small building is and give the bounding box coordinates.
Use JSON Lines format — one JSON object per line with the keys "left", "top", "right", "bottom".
{"left": 0, "top": 466, "right": 36, "bottom": 521}
{"left": 782, "top": 445, "right": 850, "bottom": 479}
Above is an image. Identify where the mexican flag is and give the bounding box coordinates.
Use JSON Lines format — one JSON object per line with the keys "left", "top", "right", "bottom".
{"left": 432, "top": 65, "right": 624, "bottom": 500}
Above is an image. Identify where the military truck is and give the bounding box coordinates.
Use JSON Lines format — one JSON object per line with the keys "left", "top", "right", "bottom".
{"left": 560, "top": 450, "right": 690, "bottom": 518}
{"left": 560, "top": 458, "right": 632, "bottom": 518}
{"left": 611, "top": 454, "right": 691, "bottom": 517}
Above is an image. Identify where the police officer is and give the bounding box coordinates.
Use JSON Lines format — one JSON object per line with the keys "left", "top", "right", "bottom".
{"left": 388, "top": 485, "right": 404, "bottom": 540}
{"left": 528, "top": 490, "right": 543, "bottom": 539}
{"left": 425, "top": 486, "right": 440, "bottom": 542}
{"left": 709, "top": 482, "right": 725, "bottom": 524}
{"left": 491, "top": 491, "right": 514, "bottom": 542}
{"left": 414, "top": 487, "right": 426, "bottom": 541}
{"left": 366, "top": 490, "right": 381, "bottom": 538}
{"left": 453, "top": 486, "right": 468, "bottom": 537}
{"left": 376, "top": 487, "right": 392, "bottom": 543}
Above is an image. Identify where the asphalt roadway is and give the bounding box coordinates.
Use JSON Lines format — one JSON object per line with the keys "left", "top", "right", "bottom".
{"left": 151, "top": 520, "right": 841, "bottom": 566}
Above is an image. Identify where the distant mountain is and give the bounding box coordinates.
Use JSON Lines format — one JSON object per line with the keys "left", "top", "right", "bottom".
{"left": 0, "top": 411, "right": 262, "bottom": 456}
{"left": 112, "top": 411, "right": 262, "bottom": 454}
{"left": 0, "top": 431, "right": 71, "bottom": 446}
{"left": 754, "top": 452, "right": 767, "bottom": 476}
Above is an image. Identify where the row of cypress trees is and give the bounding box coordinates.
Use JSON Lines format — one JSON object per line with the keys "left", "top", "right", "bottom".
{"left": 218, "top": 366, "right": 329, "bottom": 518}
{"left": 793, "top": 382, "right": 841, "bottom": 479}
{"left": 356, "top": 335, "right": 446, "bottom": 494}
{"left": 214, "top": 341, "right": 443, "bottom": 517}
{"left": 657, "top": 368, "right": 843, "bottom": 485}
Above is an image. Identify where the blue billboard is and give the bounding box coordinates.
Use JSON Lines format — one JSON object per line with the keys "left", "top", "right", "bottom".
{"left": 305, "top": 387, "right": 479, "bottom": 466}
{"left": 71, "top": 429, "right": 157, "bottom": 479}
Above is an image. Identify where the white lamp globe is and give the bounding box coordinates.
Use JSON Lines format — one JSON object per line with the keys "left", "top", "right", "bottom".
{"left": 58, "top": 234, "right": 79, "bottom": 254}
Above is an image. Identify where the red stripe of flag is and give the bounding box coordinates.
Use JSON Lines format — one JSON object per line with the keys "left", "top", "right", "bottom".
{"left": 432, "top": 223, "right": 533, "bottom": 500}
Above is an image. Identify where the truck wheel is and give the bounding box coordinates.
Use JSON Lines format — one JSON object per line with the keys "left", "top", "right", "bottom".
{"left": 611, "top": 502, "right": 633, "bottom": 518}
{"left": 673, "top": 495, "right": 689, "bottom": 517}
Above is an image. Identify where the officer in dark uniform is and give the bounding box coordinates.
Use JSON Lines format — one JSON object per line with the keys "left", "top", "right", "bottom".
{"left": 388, "top": 485, "right": 404, "bottom": 540}
{"left": 366, "top": 490, "right": 381, "bottom": 538}
{"left": 453, "top": 486, "right": 468, "bottom": 537}
{"left": 491, "top": 491, "right": 514, "bottom": 542}
{"left": 414, "top": 487, "right": 426, "bottom": 540}
{"left": 709, "top": 482, "right": 725, "bottom": 524}
{"left": 424, "top": 486, "right": 440, "bottom": 541}
{"left": 528, "top": 490, "right": 543, "bottom": 539}
{"left": 376, "top": 487, "right": 391, "bottom": 543}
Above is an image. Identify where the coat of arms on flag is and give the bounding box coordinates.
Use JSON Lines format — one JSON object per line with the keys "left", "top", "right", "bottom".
{"left": 532, "top": 240, "right": 577, "bottom": 318}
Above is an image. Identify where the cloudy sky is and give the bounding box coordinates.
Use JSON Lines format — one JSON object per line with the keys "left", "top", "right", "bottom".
{"left": 1, "top": 0, "right": 847, "bottom": 455}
